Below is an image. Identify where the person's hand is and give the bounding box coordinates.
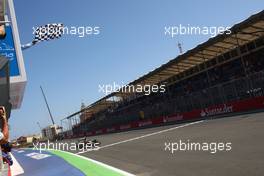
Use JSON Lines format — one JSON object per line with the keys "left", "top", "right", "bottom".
{"left": 0, "top": 106, "right": 7, "bottom": 121}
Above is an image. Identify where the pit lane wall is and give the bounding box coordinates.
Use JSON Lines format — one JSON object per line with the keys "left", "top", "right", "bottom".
{"left": 71, "top": 96, "right": 264, "bottom": 138}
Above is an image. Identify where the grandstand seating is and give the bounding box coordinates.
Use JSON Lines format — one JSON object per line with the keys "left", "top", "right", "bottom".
{"left": 72, "top": 38, "right": 264, "bottom": 135}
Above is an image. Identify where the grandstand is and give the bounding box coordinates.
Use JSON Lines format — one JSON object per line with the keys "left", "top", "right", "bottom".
{"left": 62, "top": 10, "right": 264, "bottom": 139}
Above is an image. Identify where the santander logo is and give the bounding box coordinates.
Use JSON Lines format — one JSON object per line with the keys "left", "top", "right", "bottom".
{"left": 200, "top": 104, "right": 233, "bottom": 117}
{"left": 139, "top": 120, "right": 152, "bottom": 127}
{"left": 163, "top": 114, "right": 183, "bottom": 123}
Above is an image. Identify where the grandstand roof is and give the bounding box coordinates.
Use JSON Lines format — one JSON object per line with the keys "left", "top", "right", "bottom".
{"left": 65, "top": 10, "right": 264, "bottom": 120}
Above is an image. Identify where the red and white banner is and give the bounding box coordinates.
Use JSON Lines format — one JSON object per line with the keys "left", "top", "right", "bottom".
{"left": 78, "top": 96, "right": 264, "bottom": 138}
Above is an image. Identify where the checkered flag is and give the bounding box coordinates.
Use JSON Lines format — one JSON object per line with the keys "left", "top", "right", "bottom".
{"left": 33, "top": 23, "right": 64, "bottom": 44}
{"left": 22, "top": 23, "right": 64, "bottom": 50}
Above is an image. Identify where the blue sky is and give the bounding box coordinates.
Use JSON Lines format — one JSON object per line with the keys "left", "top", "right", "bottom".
{"left": 8, "top": 0, "right": 264, "bottom": 139}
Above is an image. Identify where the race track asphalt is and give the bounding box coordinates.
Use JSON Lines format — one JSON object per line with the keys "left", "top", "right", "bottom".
{"left": 65, "top": 112, "right": 264, "bottom": 176}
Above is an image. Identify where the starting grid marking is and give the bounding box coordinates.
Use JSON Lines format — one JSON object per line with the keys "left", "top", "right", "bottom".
{"left": 24, "top": 152, "right": 51, "bottom": 160}
{"left": 25, "top": 152, "right": 39, "bottom": 157}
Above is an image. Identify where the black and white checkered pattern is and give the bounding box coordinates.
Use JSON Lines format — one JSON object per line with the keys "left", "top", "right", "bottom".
{"left": 33, "top": 23, "right": 63, "bottom": 44}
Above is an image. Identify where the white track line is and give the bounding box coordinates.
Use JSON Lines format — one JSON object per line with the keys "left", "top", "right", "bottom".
{"left": 10, "top": 153, "right": 24, "bottom": 176}
{"left": 53, "top": 150, "right": 136, "bottom": 176}
{"left": 77, "top": 120, "right": 204, "bottom": 154}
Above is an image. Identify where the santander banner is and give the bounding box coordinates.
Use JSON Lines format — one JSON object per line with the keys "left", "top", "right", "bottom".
{"left": 81, "top": 96, "right": 264, "bottom": 137}
{"left": 200, "top": 104, "right": 233, "bottom": 117}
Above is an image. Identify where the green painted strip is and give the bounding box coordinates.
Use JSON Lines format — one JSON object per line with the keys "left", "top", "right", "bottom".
{"left": 49, "top": 150, "right": 124, "bottom": 176}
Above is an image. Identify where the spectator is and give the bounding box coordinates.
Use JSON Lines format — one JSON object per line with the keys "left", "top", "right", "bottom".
{"left": 0, "top": 106, "right": 13, "bottom": 166}
{"left": 1, "top": 142, "right": 13, "bottom": 166}
{"left": 0, "top": 106, "right": 9, "bottom": 144}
